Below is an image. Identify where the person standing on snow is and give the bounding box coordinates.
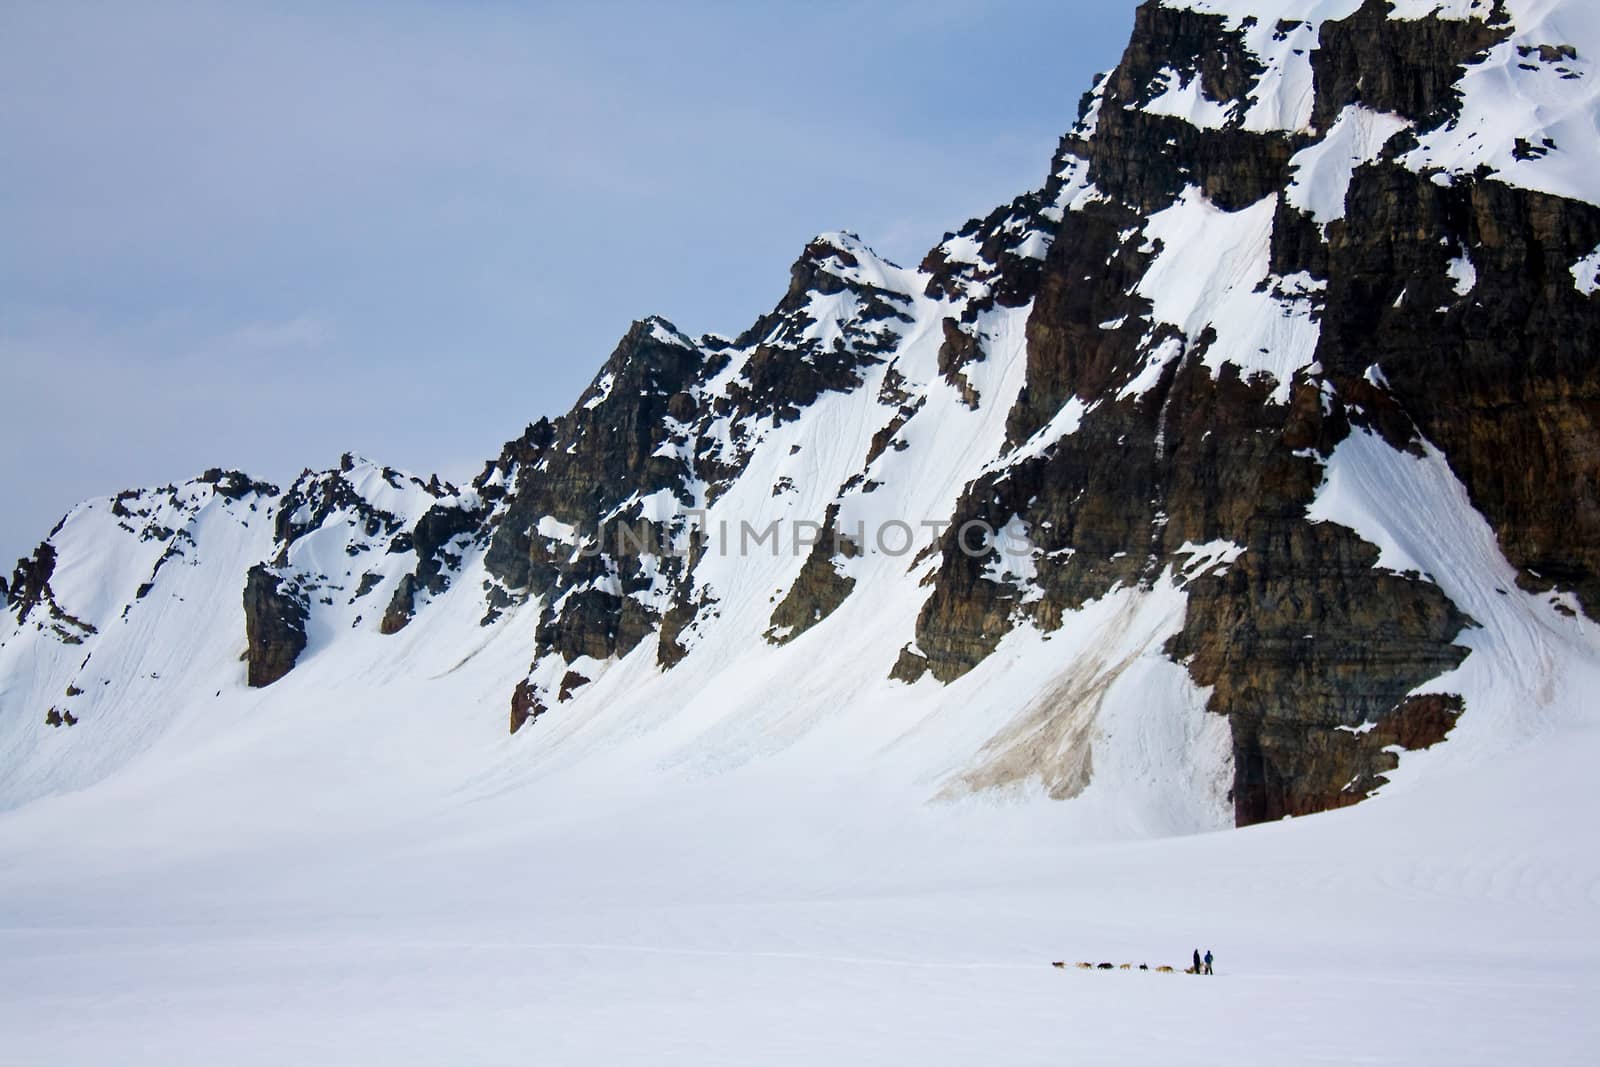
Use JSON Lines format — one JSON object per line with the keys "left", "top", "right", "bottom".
{"left": 1193, "top": 948, "right": 1202, "bottom": 974}
{"left": 1203, "top": 949, "right": 1214, "bottom": 975}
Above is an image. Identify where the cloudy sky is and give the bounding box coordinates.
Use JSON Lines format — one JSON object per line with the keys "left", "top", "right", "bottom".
{"left": 0, "top": 1, "right": 1136, "bottom": 570}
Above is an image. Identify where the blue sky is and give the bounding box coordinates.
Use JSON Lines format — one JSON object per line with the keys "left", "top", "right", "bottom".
{"left": 0, "top": 1, "right": 1136, "bottom": 570}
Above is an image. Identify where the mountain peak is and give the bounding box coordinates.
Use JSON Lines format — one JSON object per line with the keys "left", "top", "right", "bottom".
{"left": 784, "top": 231, "right": 910, "bottom": 302}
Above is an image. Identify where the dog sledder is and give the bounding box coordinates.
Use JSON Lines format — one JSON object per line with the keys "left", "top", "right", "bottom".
{"left": 1050, "top": 948, "right": 1215, "bottom": 975}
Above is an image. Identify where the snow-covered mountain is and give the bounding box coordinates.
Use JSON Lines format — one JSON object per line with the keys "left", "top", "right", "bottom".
{"left": 5, "top": 0, "right": 1600, "bottom": 835}
{"left": 5, "top": 2, "right": 1600, "bottom": 1063}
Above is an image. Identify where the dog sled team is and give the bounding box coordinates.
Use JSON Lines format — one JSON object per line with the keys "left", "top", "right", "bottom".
{"left": 1051, "top": 948, "right": 1214, "bottom": 975}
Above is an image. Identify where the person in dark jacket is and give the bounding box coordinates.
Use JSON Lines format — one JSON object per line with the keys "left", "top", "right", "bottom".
{"left": 1193, "top": 949, "right": 1202, "bottom": 973}
{"left": 1203, "top": 949, "right": 1214, "bottom": 975}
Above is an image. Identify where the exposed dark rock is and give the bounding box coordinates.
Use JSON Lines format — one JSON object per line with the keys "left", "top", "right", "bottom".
{"left": 889, "top": 644, "right": 932, "bottom": 684}
{"left": 9, "top": 542, "right": 58, "bottom": 624}
{"left": 1006, "top": 197, "right": 1153, "bottom": 445}
{"left": 557, "top": 670, "right": 590, "bottom": 702}
{"left": 1170, "top": 528, "right": 1470, "bottom": 825}
{"left": 656, "top": 603, "right": 694, "bottom": 669}
{"left": 479, "top": 583, "right": 516, "bottom": 628}
{"left": 1310, "top": 0, "right": 1511, "bottom": 133}
{"left": 1113, "top": 3, "right": 1265, "bottom": 125}
{"left": 725, "top": 253, "right": 908, "bottom": 428}
{"left": 901, "top": 0, "right": 1568, "bottom": 826}
{"left": 1087, "top": 6, "right": 1300, "bottom": 215}
{"left": 7, "top": 541, "right": 97, "bottom": 644}
{"left": 380, "top": 501, "right": 484, "bottom": 634}
{"left": 936, "top": 318, "right": 986, "bottom": 406}
{"left": 509, "top": 678, "right": 545, "bottom": 735}
{"left": 667, "top": 391, "right": 697, "bottom": 422}
{"left": 1317, "top": 165, "right": 1600, "bottom": 616}
{"left": 924, "top": 326, "right": 1473, "bottom": 825}
{"left": 920, "top": 192, "right": 1055, "bottom": 315}
{"left": 863, "top": 393, "right": 923, "bottom": 471}
{"left": 198, "top": 468, "right": 278, "bottom": 501}
{"left": 243, "top": 564, "right": 308, "bottom": 688}
{"left": 477, "top": 420, "right": 556, "bottom": 592}
{"left": 379, "top": 575, "right": 421, "bottom": 636}
{"left": 484, "top": 320, "right": 704, "bottom": 600}
{"left": 537, "top": 585, "right": 658, "bottom": 664}
{"left": 656, "top": 541, "right": 713, "bottom": 670}
{"left": 1375, "top": 692, "right": 1465, "bottom": 752}
{"left": 766, "top": 507, "right": 859, "bottom": 645}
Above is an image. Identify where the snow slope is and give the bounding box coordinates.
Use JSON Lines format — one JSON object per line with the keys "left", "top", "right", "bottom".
{"left": 0, "top": 656, "right": 1595, "bottom": 1065}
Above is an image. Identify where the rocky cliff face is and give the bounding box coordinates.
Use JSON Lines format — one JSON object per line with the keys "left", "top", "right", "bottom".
{"left": 242, "top": 564, "right": 308, "bottom": 688}
{"left": 900, "top": 0, "right": 1600, "bottom": 823}
{"left": 4, "top": 0, "right": 1598, "bottom": 828}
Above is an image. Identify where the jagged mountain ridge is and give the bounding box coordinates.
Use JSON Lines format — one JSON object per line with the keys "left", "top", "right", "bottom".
{"left": 4, "top": 0, "right": 1599, "bottom": 828}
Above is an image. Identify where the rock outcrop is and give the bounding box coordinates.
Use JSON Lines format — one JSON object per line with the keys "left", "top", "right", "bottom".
{"left": 8, "top": 543, "right": 59, "bottom": 626}
{"left": 243, "top": 564, "right": 308, "bottom": 688}
{"left": 380, "top": 500, "right": 484, "bottom": 635}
